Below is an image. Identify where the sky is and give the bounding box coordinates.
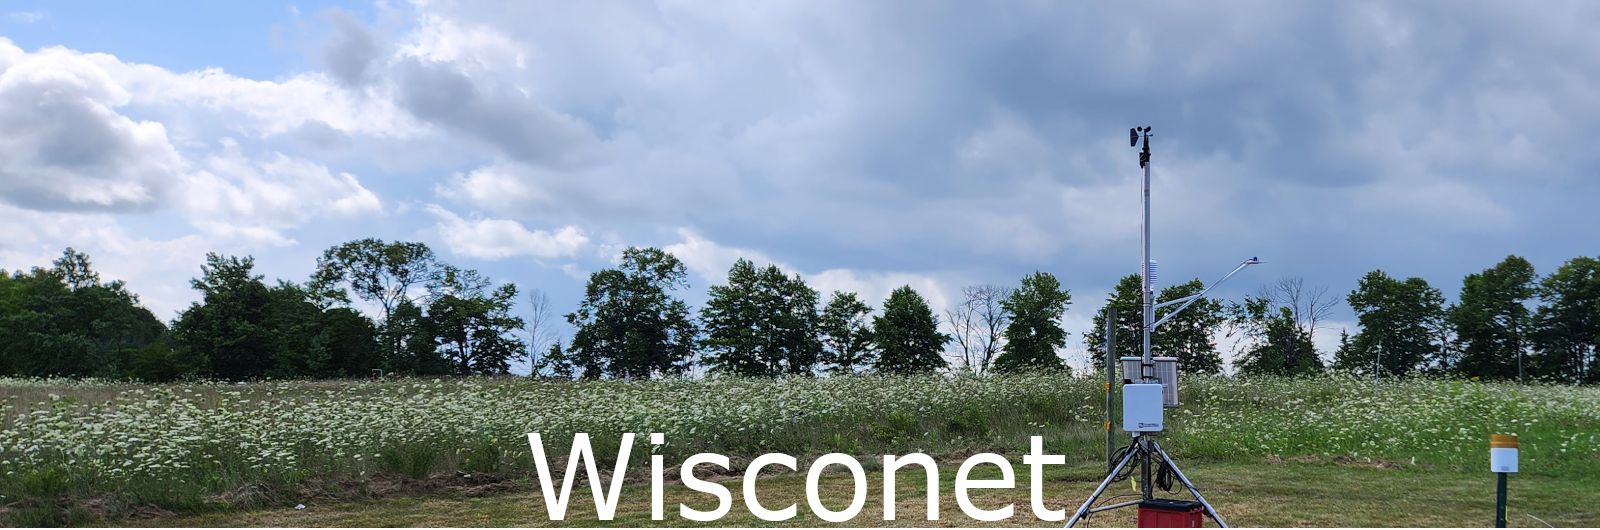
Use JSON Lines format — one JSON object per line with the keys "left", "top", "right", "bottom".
{"left": 2, "top": 1, "right": 1597, "bottom": 373}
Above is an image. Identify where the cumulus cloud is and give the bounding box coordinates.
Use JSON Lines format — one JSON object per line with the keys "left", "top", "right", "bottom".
{"left": 428, "top": 205, "right": 588, "bottom": 259}
{"left": 0, "top": 203, "right": 210, "bottom": 317}
{"left": 321, "top": 9, "right": 382, "bottom": 87}
{"left": 0, "top": 40, "right": 183, "bottom": 211}
{"left": 7, "top": 1, "right": 1600, "bottom": 345}
{"left": 394, "top": 58, "right": 600, "bottom": 169}
{"left": 179, "top": 141, "right": 383, "bottom": 245}
{"left": 663, "top": 229, "right": 952, "bottom": 314}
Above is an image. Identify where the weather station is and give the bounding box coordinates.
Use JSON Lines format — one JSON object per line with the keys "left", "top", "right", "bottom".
{"left": 1065, "top": 127, "right": 1262, "bottom": 528}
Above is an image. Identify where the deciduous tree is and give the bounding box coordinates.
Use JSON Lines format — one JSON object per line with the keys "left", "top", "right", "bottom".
{"left": 994, "top": 272, "right": 1071, "bottom": 374}
{"left": 819, "top": 291, "right": 875, "bottom": 375}
{"left": 1531, "top": 256, "right": 1599, "bottom": 384}
{"left": 565, "top": 247, "right": 698, "bottom": 378}
{"left": 1450, "top": 256, "right": 1537, "bottom": 382}
{"left": 1334, "top": 270, "right": 1446, "bottom": 377}
{"left": 700, "top": 259, "right": 821, "bottom": 377}
{"left": 872, "top": 286, "right": 949, "bottom": 375}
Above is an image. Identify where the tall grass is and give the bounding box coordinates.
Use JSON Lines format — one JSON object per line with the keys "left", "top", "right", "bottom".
{"left": 0, "top": 373, "right": 1595, "bottom": 522}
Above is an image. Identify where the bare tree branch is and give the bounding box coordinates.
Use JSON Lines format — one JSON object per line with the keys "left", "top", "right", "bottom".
{"left": 526, "top": 289, "right": 557, "bottom": 376}
{"left": 1258, "top": 276, "right": 1339, "bottom": 347}
{"left": 945, "top": 303, "right": 977, "bottom": 373}
{"left": 970, "top": 284, "right": 1013, "bottom": 374}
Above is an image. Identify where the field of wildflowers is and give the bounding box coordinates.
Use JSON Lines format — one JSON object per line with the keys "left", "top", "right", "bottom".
{"left": 0, "top": 373, "right": 1595, "bottom": 524}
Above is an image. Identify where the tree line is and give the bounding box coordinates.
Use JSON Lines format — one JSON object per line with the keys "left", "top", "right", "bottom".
{"left": 1, "top": 244, "right": 1595, "bottom": 384}
{"left": 0, "top": 241, "right": 527, "bottom": 381}
{"left": 538, "top": 248, "right": 1073, "bottom": 378}
{"left": 1081, "top": 255, "right": 1598, "bottom": 385}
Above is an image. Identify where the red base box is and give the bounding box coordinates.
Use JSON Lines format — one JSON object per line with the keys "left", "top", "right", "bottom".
{"left": 1137, "top": 499, "right": 1205, "bottom": 528}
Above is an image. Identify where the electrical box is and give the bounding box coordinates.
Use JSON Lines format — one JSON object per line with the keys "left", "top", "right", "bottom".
{"left": 1137, "top": 499, "right": 1204, "bottom": 528}
{"left": 1123, "top": 384, "right": 1165, "bottom": 432}
{"left": 1121, "top": 356, "right": 1180, "bottom": 408}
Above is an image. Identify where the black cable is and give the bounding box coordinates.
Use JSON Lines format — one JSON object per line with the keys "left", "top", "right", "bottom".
{"left": 1107, "top": 440, "right": 1177, "bottom": 494}
{"left": 1106, "top": 440, "right": 1140, "bottom": 485}
{"left": 1154, "top": 457, "right": 1176, "bottom": 493}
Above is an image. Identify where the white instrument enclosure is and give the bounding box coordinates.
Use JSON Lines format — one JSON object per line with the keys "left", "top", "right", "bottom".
{"left": 1122, "top": 383, "right": 1165, "bottom": 433}
{"left": 1490, "top": 447, "right": 1518, "bottom": 473}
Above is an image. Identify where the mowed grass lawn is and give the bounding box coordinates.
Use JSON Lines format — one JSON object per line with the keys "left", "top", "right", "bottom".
{"left": 148, "top": 458, "right": 1597, "bottom": 528}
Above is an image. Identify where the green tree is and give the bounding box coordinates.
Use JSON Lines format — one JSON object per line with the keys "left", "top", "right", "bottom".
{"left": 173, "top": 254, "right": 381, "bottom": 380}
{"left": 172, "top": 254, "right": 276, "bottom": 380}
{"left": 1085, "top": 275, "right": 1143, "bottom": 370}
{"left": 871, "top": 286, "right": 949, "bottom": 375}
{"left": 1235, "top": 305, "right": 1321, "bottom": 376}
{"left": 310, "top": 239, "right": 441, "bottom": 359}
{"left": 1334, "top": 270, "right": 1447, "bottom": 377}
{"left": 1449, "top": 255, "right": 1537, "bottom": 382}
{"left": 320, "top": 307, "right": 379, "bottom": 376}
{"left": 0, "top": 249, "right": 166, "bottom": 378}
{"left": 1153, "top": 279, "right": 1225, "bottom": 375}
{"left": 538, "top": 342, "right": 578, "bottom": 379}
{"left": 1086, "top": 275, "right": 1224, "bottom": 374}
{"left": 126, "top": 341, "right": 187, "bottom": 383}
{"left": 259, "top": 280, "right": 337, "bottom": 378}
{"left": 1530, "top": 256, "right": 1599, "bottom": 384}
{"left": 994, "top": 272, "right": 1071, "bottom": 373}
{"left": 566, "top": 247, "right": 699, "bottom": 378}
{"left": 428, "top": 267, "right": 527, "bottom": 375}
{"left": 700, "top": 259, "right": 821, "bottom": 377}
{"left": 380, "top": 299, "right": 448, "bottom": 375}
{"left": 818, "top": 291, "right": 875, "bottom": 375}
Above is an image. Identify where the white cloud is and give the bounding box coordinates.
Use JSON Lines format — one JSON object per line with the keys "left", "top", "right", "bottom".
{"left": 662, "top": 228, "right": 952, "bottom": 314}
{"left": 8, "top": 10, "right": 46, "bottom": 24}
{"left": 427, "top": 205, "right": 588, "bottom": 259}
{"left": 0, "top": 40, "right": 184, "bottom": 211}
{"left": 178, "top": 140, "right": 382, "bottom": 245}
{"left": 436, "top": 163, "right": 552, "bottom": 211}
{"left": 0, "top": 203, "right": 210, "bottom": 318}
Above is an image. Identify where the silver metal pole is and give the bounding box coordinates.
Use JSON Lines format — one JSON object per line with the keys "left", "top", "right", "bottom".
{"left": 1138, "top": 132, "right": 1154, "bottom": 502}
{"left": 1141, "top": 136, "right": 1153, "bottom": 373}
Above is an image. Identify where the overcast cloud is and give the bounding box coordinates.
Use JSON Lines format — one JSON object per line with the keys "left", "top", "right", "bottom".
{"left": 1, "top": 1, "right": 1596, "bottom": 371}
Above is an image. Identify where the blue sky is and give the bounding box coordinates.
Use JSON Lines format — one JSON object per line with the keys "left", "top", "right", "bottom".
{"left": 2, "top": 1, "right": 1596, "bottom": 372}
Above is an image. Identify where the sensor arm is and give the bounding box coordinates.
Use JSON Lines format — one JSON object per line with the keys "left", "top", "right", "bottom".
{"left": 1149, "top": 258, "right": 1261, "bottom": 330}
{"left": 1152, "top": 294, "right": 1199, "bottom": 310}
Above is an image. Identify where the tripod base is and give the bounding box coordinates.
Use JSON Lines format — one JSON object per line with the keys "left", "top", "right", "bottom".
{"left": 1065, "top": 436, "right": 1228, "bottom": 528}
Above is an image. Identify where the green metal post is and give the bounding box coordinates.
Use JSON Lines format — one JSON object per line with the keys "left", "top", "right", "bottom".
{"left": 1104, "top": 309, "right": 1118, "bottom": 474}
{"left": 1495, "top": 472, "right": 1507, "bottom": 528}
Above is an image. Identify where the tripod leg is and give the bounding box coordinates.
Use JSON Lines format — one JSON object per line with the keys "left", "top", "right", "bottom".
{"left": 1065, "top": 442, "right": 1140, "bottom": 528}
{"left": 1150, "top": 440, "right": 1228, "bottom": 528}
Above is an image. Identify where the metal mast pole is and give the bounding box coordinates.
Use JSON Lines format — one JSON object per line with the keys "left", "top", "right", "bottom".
{"left": 1138, "top": 130, "right": 1154, "bottom": 501}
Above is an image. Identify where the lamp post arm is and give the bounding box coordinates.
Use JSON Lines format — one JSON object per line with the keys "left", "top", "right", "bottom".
{"left": 1150, "top": 260, "right": 1258, "bottom": 331}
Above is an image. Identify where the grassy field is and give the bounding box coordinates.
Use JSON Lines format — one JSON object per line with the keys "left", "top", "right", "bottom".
{"left": 143, "top": 459, "right": 1599, "bottom": 527}
{"left": 0, "top": 373, "right": 1596, "bottom": 526}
